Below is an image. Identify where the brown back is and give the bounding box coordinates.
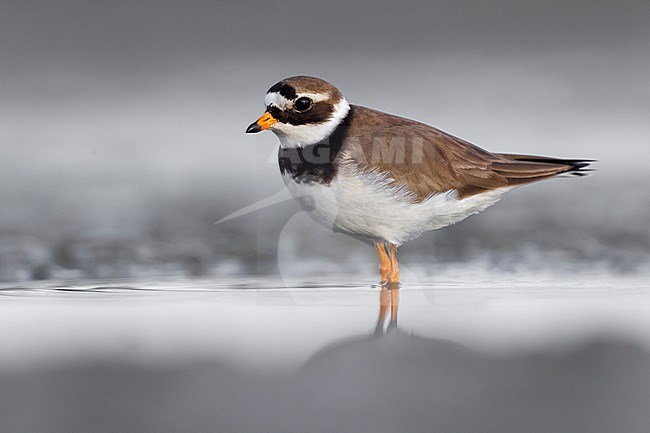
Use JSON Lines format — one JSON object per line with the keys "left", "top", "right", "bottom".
{"left": 340, "top": 105, "right": 589, "bottom": 200}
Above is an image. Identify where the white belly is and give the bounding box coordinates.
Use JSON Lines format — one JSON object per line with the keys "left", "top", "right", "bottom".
{"left": 283, "top": 164, "right": 514, "bottom": 245}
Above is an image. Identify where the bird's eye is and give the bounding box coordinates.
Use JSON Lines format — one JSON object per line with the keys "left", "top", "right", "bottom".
{"left": 294, "top": 97, "right": 313, "bottom": 112}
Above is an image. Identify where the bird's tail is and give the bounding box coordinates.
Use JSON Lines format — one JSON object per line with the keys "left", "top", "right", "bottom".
{"left": 492, "top": 153, "right": 595, "bottom": 186}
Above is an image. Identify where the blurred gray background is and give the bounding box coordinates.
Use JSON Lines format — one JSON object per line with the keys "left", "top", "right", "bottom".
{"left": 2, "top": 4, "right": 650, "bottom": 432}
{"left": 1, "top": 0, "right": 649, "bottom": 282}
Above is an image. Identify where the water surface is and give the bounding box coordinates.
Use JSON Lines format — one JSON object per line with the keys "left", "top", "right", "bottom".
{"left": 1, "top": 275, "right": 649, "bottom": 432}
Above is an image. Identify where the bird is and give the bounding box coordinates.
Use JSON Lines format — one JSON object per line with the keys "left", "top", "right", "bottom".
{"left": 246, "top": 76, "right": 592, "bottom": 288}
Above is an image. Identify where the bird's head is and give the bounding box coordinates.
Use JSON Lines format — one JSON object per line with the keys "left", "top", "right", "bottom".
{"left": 246, "top": 76, "right": 350, "bottom": 148}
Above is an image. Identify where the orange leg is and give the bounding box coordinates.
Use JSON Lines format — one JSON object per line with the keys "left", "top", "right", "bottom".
{"left": 387, "top": 243, "right": 400, "bottom": 289}
{"left": 375, "top": 242, "right": 391, "bottom": 284}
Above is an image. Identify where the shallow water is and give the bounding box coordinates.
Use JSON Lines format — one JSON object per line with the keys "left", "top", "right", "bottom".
{"left": 1, "top": 275, "right": 649, "bottom": 432}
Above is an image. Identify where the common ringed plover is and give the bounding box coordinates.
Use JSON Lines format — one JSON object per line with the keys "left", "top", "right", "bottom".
{"left": 246, "top": 76, "right": 592, "bottom": 288}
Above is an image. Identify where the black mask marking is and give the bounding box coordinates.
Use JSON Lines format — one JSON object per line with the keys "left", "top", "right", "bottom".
{"left": 267, "top": 100, "right": 335, "bottom": 126}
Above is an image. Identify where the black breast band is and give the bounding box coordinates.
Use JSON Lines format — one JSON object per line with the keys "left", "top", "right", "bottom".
{"left": 278, "top": 114, "right": 350, "bottom": 185}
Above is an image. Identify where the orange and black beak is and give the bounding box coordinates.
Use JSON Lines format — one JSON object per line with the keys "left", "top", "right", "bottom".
{"left": 246, "top": 111, "right": 277, "bottom": 133}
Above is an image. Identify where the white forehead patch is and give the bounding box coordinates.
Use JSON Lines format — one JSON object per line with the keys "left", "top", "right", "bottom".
{"left": 264, "top": 92, "right": 292, "bottom": 110}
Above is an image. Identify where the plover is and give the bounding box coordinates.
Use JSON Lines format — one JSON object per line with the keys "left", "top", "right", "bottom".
{"left": 246, "top": 76, "right": 592, "bottom": 287}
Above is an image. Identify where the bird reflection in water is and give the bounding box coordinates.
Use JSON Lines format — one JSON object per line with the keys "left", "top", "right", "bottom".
{"left": 375, "top": 287, "right": 399, "bottom": 334}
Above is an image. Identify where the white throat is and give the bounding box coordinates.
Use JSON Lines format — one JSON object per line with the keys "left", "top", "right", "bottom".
{"left": 271, "top": 98, "right": 350, "bottom": 149}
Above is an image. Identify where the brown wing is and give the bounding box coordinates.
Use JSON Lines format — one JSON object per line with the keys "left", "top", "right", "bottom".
{"left": 340, "top": 105, "right": 591, "bottom": 200}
